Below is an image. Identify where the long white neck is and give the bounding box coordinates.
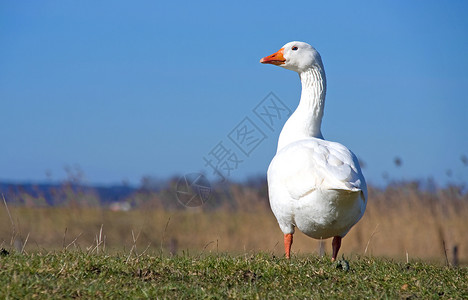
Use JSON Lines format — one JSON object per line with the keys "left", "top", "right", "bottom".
{"left": 277, "top": 67, "right": 327, "bottom": 152}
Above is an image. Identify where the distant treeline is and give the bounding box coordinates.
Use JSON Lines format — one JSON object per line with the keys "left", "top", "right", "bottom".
{"left": 0, "top": 175, "right": 270, "bottom": 210}
{"left": 0, "top": 182, "right": 136, "bottom": 206}
{"left": 1, "top": 175, "right": 466, "bottom": 211}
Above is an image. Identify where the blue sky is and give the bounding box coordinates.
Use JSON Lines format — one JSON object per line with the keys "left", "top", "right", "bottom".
{"left": 1, "top": 1, "right": 467, "bottom": 187}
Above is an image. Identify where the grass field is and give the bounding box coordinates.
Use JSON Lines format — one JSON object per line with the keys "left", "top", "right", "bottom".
{"left": 0, "top": 250, "right": 466, "bottom": 299}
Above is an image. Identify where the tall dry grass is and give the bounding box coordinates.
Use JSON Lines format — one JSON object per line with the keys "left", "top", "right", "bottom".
{"left": 0, "top": 181, "right": 466, "bottom": 264}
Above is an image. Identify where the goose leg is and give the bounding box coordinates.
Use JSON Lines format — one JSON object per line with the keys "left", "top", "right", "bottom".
{"left": 284, "top": 233, "right": 293, "bottom": 259}
{"left": 331, "top": 236, "right": 342, "bottom": 261}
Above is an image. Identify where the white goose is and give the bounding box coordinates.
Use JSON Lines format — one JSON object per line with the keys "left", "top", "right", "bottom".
{"left": 260, "top": 41, "right": 367, "bottom": 261}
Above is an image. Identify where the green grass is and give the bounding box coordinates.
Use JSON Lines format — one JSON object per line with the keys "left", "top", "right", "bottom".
{"left": 0, "top": 251, "right": 466, "bottom": 299}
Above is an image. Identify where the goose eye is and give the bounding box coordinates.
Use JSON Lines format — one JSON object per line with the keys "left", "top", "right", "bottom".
{"left": 292, "top": 46, "right": 298, "bottom": 51}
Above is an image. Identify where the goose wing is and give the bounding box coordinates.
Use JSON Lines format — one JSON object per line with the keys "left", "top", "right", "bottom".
{"left": 269, "top": 138, "right": 367, "bottom": 200}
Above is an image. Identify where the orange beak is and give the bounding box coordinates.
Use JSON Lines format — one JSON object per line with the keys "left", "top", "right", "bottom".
{"left": 260, "top": 48, "right": 286, "bottom": 65}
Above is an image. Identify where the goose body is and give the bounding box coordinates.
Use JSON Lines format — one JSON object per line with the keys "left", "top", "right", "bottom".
{"left": 260, "top": 41, "right": 367, "bottom": 260}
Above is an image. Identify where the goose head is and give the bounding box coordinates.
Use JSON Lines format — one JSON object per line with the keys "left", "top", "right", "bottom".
{"left": 260, "top": 41, "right": 324, "bottom": 73}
